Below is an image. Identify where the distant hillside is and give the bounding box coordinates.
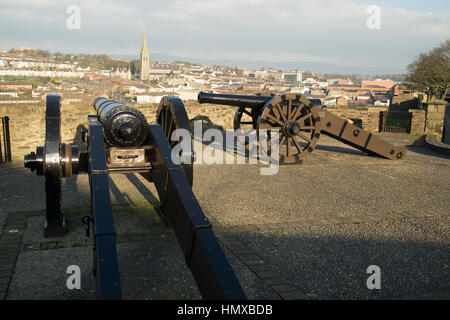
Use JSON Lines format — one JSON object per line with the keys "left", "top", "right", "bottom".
{"left": 5, "top": 49, "right": 131, "bottom": 71}
{"left": 5, "top": 47, "right": 406, "bottom": 75}
{"left": 113, "top": 53, "right": 406, "bottom": 75}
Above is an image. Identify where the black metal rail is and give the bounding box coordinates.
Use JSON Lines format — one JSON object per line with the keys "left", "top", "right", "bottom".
{"left": 143, "top": 124, "right": 247, "bottom": 299}
{"left": 87, "top": 114, "right": 123, "bottom": 299}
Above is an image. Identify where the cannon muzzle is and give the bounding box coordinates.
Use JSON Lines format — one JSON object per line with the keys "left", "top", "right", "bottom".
{"left": 93, "top": 97, "right": 149, "bottom": 148}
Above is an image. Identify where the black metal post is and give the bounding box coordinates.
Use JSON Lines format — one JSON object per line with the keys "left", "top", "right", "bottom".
{"left": 4, "top": 116, "right": 11, "bottom": 161}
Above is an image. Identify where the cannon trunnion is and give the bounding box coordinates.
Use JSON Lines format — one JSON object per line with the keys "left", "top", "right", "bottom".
{"left": 24, "top": 94, "right": 246, "bottom": 300}
{"left": 198, "top": 91, "right": 406, "bottom": 163}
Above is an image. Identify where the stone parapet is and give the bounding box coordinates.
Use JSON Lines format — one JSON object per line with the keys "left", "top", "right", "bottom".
{"left": 424, "top": 102, "right": 448, "bottom": 140}
{"left": 409, "top": 109, "right": 426, "bottom": 135}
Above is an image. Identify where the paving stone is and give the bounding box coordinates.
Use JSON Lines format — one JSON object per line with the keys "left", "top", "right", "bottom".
{"left": 279, "top": 290, "right": 309, "bottom": 300}
{"left": 0, "top": 253, "right": 17, "bottom": 260}
{"left": 255, "top": 270, "right": 278, "bottom": 279}
{"left": 0, "top": 263, "right": 14, "bottom": 273}
{"left": 248, "top": 264, "right": 272, "bottom": 273}
{"left": 0, "top": 257, "right": 16, "bottom": 265}
{"left": 223, "top": 242, "right": 247, "bottom": 250}
{"left": 270, "top": 284, "right": 298, "bottom": 294}
{"left": 0, "top": 234, "right": 22, "bottom": 241}
{"left": 262, "top": 277, "right": 287, "bottom": 287}
{"left": 0, "top": 242, "right": 20, "bottom": 249}
{"left": 244, "top": 259, "right": 266, "bottom": 266}
{"left": 230, "top": 248, "right": 253, "bottom": 255}
{"left": 238, "top": 253, "right": 261, "bottom": 261}
{"left": 0, "top": 277, "right": 10, "bottom": 286}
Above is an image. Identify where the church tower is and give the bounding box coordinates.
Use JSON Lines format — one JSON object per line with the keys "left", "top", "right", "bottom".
{"left": 140, "top": 32, "right": 150, "bottom": 81}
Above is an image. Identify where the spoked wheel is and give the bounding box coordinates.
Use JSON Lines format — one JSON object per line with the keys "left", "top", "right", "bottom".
{"left": 258, "top": 93, "right": 321, "bottom": 163}
{"left": 233, "top": 92, "right": 275, "bottom": 158}
{"left": 157, "top": 96, "right": 193, "bottom": 186}
{"left": 233, "top": 92, "right": 276, "bottom": 131}
{"left": 233, "top": 106, "right": 258, "bottom": 130}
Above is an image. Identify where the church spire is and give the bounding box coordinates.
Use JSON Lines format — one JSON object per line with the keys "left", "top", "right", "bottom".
{"left": 140, "top": 32, "right": 150, "bottom": 81}
{"left": 141, "top": 32, "right": 148, "bottom": 57}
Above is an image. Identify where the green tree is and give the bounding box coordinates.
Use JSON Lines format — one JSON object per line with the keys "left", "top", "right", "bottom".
{"left": 405, "top": 40, "right": 449, "bottom": 101}
{"left": 130, "top": 60, "right": 140, "bottom": 75}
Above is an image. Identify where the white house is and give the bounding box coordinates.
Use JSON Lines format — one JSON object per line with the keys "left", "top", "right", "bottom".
{"left": 136, "top": 92, "right": 179, "bottom": 104}
{"left": 175, "top": 89, "right": 200, "bottom": 101}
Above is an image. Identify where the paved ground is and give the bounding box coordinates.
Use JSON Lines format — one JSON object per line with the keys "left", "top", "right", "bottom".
{"left": 0, "top": 133, "right": 449, "bottom": 300}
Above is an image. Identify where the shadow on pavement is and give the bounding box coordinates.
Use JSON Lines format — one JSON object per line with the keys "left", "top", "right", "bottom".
{"left": 406, "top": 145, "right": 450, "bottom": 160}
{"left": 224, "top": 226, "right": 450, "bottom": 300}
{"left": 124, "top": 173, "right": 159, "bottom": 207}
{"left": 6, "top": 220, "right": 450, "bottom": 300}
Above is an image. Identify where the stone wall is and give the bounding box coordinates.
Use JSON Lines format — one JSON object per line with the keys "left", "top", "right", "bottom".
{"left": 2, "top": 101, "right": 438, "bottom": 163}
{"left": 0, "top": 105, "right": 92, "bottom": 161}
{"left": 0, "top": 102, "right": 237, "bottom": 162}
{"left": 138, "top": 102, "right": 236, "bottom": 132}
{"left": 390, "top": 95, "right": 420, "bottom": 111}
{"left": 424, "top": 102, "right": 448, "bottom": 141}
{"left": 410, "top": 109, "right": 426, "bottom": 135}
{"left": 326, "top": 106, "right": 386, "bottom": 132}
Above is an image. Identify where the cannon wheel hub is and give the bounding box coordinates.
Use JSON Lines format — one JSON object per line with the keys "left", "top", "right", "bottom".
{"left": 258, "top": 93, "right": 321, "bottom": 163}
{"left": 283, "top": 120, "right": 301, "bottom": 137}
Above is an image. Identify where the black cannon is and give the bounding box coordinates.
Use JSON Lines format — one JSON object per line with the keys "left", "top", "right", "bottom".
{"left": 24, "top": 94, "right": 246, "bottom": 300}
{"left": 93, "top": 97, "right": 149, "bottom": 148}
{"left": 198, "top": 91, "right": 406, "bottom": 163}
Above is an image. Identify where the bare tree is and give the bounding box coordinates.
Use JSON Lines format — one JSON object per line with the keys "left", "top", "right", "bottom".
{"left": 405, "top": 40, "right": 449, "bottom": 101}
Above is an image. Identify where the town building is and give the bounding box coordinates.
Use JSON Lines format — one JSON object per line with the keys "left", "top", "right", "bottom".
{"left": 0, "top": 82, "right": 32, "bottom": 91}
{"left": 140, "top": 32, "right": 150, "bottom": 81}
{"left": 282, "top": 72, "right": 302, "bottom": 82}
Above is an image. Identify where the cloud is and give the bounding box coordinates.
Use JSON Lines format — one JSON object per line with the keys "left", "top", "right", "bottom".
{"left": 0, "top": 0, "right": 448, "bottom": 72}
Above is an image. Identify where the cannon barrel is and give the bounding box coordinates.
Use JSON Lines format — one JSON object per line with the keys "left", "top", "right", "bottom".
{"left": 197, "top": 91, "right": 323, "bottom": 108}
{"left": 198, "top": 91, "right": 273, "bottom": 108}
{"left": 93, "top": 97, "right": 149, "bottom": 148}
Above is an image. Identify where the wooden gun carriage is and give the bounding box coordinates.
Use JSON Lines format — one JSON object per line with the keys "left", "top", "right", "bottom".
{"left": 198, "top": 91, "right": 406, "bottom": 163}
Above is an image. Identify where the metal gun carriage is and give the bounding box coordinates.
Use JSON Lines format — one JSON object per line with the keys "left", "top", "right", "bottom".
{"left": 23, "top": 94, "right": 246, "bottom": 300}
{"left": 198, "top": 91, "right": 406, "bottom": 163}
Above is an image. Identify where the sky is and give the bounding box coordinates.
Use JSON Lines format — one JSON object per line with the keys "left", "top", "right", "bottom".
{"left": 0, "top": 0, "right": 448, "bottom": 73}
